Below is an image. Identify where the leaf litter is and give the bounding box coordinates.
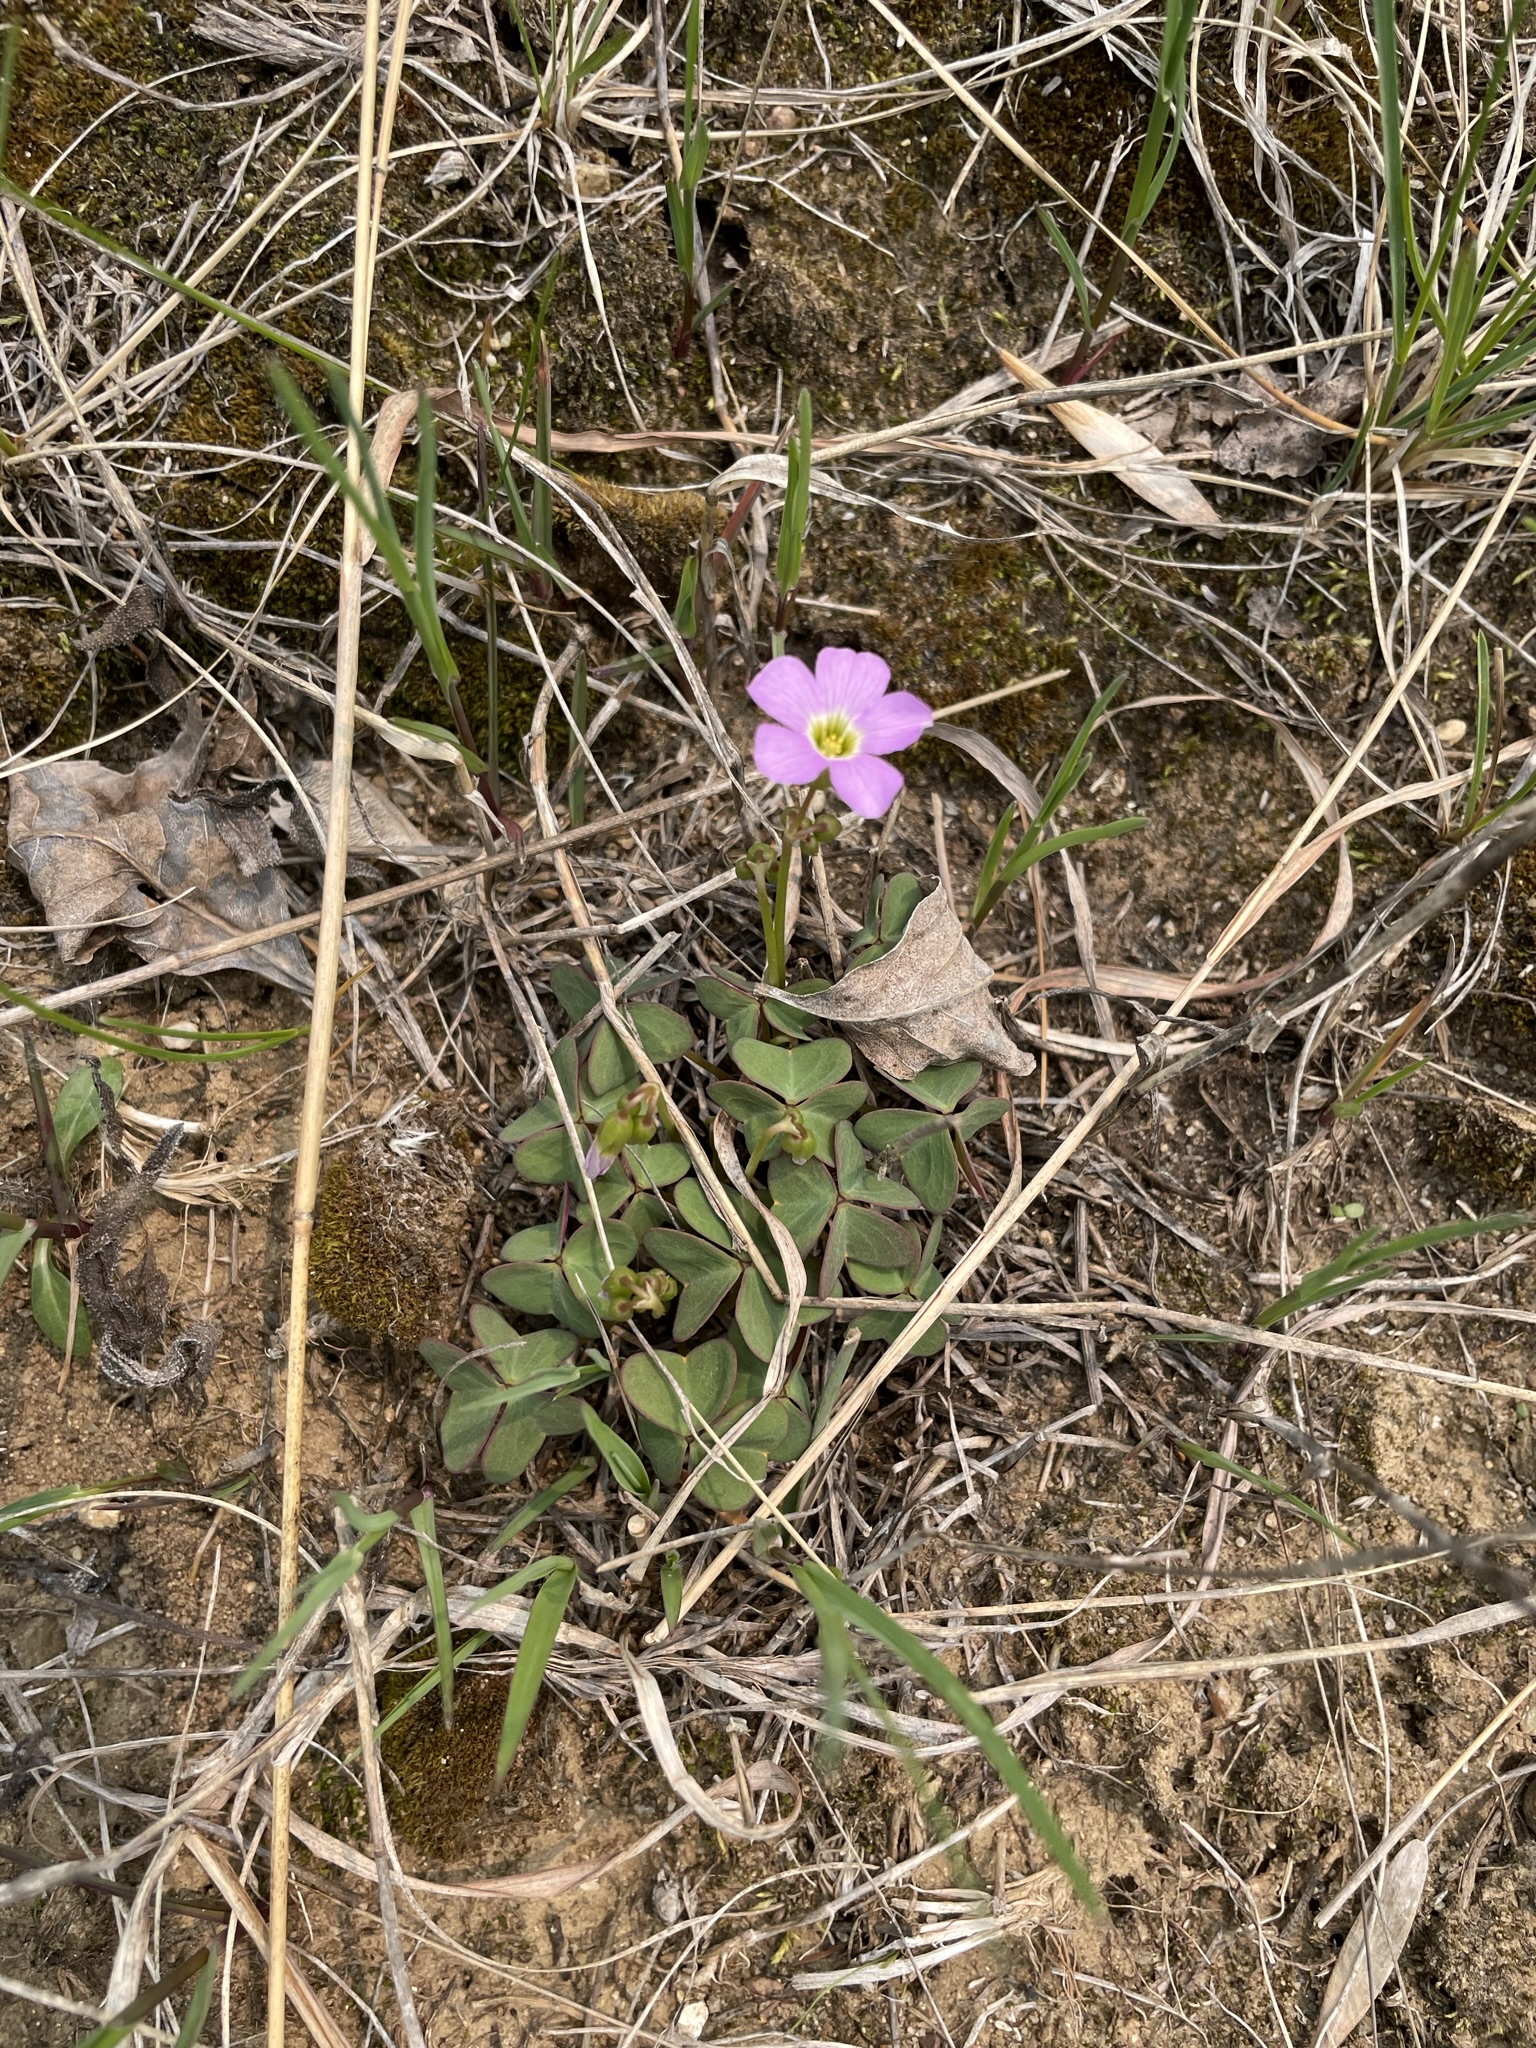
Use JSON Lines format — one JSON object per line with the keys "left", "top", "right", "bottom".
{"left": 769, "top": 884, "right": 1036, "bottom": 1082}
{"left": 7, "top": 713, "right": 310, "bottom": 991}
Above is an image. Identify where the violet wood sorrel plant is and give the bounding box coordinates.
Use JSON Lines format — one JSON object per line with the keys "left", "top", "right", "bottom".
{"left": 743, "top": 646, "right": 933, "bottom": 987}
{"left": 404, "top": 645, "right": 1101, "bottom": 1910}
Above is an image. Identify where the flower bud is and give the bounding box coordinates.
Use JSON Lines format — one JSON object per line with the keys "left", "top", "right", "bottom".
{"left": 778, "top": 1106, "right": 816, "bottom": 1162}
{"left": 593, "top": 1082, "right": 662, "bottom": 1166}
{"left": 601, "top": 1266, "right": 679, "bottom": 1321}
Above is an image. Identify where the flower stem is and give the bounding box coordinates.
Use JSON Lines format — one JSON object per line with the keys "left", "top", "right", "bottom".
{"left": 767, "top": 789, "right": 811, "bottom": 988}
{"left": 756, "top": 866, "right": 781, "bottom": 986}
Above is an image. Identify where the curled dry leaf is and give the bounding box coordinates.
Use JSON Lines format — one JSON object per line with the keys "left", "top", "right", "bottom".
{"left": 766, "top": 884, "right": 1035, "bottom": 1083}
{"left": 356, "top": 390, "right": 421, "bottom": 568}
{"left": 7, "top": 719, "right": 310, "bottom": 991}
{"left": 1312, "top": 1840, "right": 1428, "bottom": 2048}
{"left": 998, "top": 347, "right": 1223, "bottom": 530}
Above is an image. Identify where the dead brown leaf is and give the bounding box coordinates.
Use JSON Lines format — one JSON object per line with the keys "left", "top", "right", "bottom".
{"left": 1215, "top": 367, "right": 1366, "bottom": 479}
{"left": 766, "top": 884, "right": 1035, "bottom": 1083}
{"left": 6, "top": 718, "right": 310, "bottom": 990}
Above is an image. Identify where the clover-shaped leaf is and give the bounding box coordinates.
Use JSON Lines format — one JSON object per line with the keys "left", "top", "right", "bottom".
{"left": 734, "top": 1268, "right": 832, "bottom": 1361}
{"left": 643, "top": 1227, "right": 742, "bottom": 1340}
{"left": 621, "top": 1340, "right": 737, "bottom": 1438}
{"left": 673, "top": 1176, "right": 736, "bottom": 1248}
{"left": 695, "top": 975, "right": 815, "bottom": 1045}
{"left": 833, "top": 1120, "right": 926, "bottom": 1212}
{"left": 484, "top": 1220, "right": 639, "bottom": 1337}
{"left": 707, "top": 1073, "right": 868, "bottom": 1167}
{"left": 587, "top": 1004, "right": 694, "bottom": 1093}
{"left": 820, "top": 1203, "right": 921, "bottom": 1295}
{"left": 425, "top": 1312, "right": 592, "bottom": 1480}
{"left": 898, "top": 1060, "right": 982, "bottom": 1112}
{"left": 766, "top": 1155, "right": 837, "bottom": 1252}
{"left": 732, "top": 1035, "right": 851, "bottom": 1101}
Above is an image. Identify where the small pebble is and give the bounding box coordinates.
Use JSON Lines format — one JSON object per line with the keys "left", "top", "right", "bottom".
{"left": 1435, "top": 717, "right": 1467, "bottom": 744}
{"left": 651, "top": 1869, "right": 684, "bottom": 1925}
{"left": 674, "top": 2001, "right": 709, "bottom": 2043}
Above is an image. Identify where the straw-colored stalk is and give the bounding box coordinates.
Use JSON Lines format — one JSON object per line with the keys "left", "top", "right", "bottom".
{"left": 265, "top": 4, "right": 416, "bottom": 2043}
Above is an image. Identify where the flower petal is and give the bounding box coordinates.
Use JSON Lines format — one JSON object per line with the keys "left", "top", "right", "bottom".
{"left": 829, "top": 751, "right": 904, "bottom": 818}
{"left": 812, "top": 646, "right": 890, "bottom": 719}
{"left": 747, "top": 655, "right": 818, "bottom": 729}
{"left": 755, "top": 719, "right": 826, "bottom": 787}
{"left": 855, "top": 690, "right": 933, "bottom": 754}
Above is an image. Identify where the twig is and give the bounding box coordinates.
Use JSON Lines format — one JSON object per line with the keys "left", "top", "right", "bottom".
{"left": 267, "top": 6, "right": 403, "bottom": 2043}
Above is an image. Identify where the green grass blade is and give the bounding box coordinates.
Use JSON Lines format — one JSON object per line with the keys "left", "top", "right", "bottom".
{"left": 495, "top": 1557, "right": 577, "bottom": 1784}
{"left": 1371, "top": 0, "right": 1407, "bottom": 355}
{"left": 484, "top": 1459, "right": 598, "bottom": 1557}
{"left": 232, "top": 1492, "right": 400, "bottom": 1701}
{"left": 1040, "top": 210, "right": 1095, "bottom": 328}
{"left": 466, "top": 1552, "right": 578, "bottom": 1616}
{"left": 230, "top": 1544, "right": 366, "bottom": 1699}
{"left": 970, "top": 803, "right": 1019, "bottom": 929}
{"left": 0, "top": 1478, "right": 137, "bottom": 1537}
{"left": 1330, "top": 1057, "right": 1428, "bottom": 1118}
{"left": 810, "top": 1593, "right": 854, "bottom": 1771}
{"left": 271, "top": 366, "right": 414, "bottom": 607}
{"left": 1031, "top": 677, "right": 1126, "bottom": 835}
{"left": 992, "top": 815, "right": 1145, "bottom": 893}
{"left": 409, "top": 1494, "right": 455, "bottom": 1731}
{"left": 171, "top": 1950, "right": 217, "bottom": 2048}
{"left": 0, "top": 983, "right": 301, "bottom": 1063}
{"left": 583, "top": 1405, "right": 652, "bottom": 1498}
{"left": 76, "top": 1947, "right": 212, "bottom": 2048}
{"left": 1465, "top": 632, "right": 1492, "bottom": 829}
{"left": 24, "top": 1038, "right": 72, "bottom": 1223}
{"left": 661, "top": 1551, "right": 683, "bottom": 1633}
{"left": 776, "top": 387, "right": 814, "bottom": 600}
{"left": 0, "top": 23, "right": 20, "bottom": 177}
{"left": 793, "top": 1561, "right": 1101, "bottom": 1916}
{"left": 568, "top": 647, "right": 589, "bottom": 829}
{"left": 372, "top": 1633, "right": 489, "bottom": 1747}
{"left": 1257, "top": 1211, "right": 1535, "bottom": 1327}
{"left": 1174, "top": 1438, "right": 1348, "bottom": 1540}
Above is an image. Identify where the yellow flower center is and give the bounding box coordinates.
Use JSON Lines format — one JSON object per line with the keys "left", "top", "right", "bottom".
{"left": 808, "top": 710, "right": 859, "bottom": 759}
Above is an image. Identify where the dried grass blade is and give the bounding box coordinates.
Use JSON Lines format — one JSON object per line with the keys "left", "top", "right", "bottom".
{"left": 624, "top": 1649, "right": 803, "bottom": 1839}
{"left": 266, "top": 5, "right": 407, "bottom": 2040}
{"left": 408, "top": 1493, "right": 454, "bottom": 1730}
{"left": 1311, "top": 1841, "right": 1428, "bottom": 2048}
{"left": 998, "top": 349, "right": 1222, "bottom": 527}
{"left": 185, "top": 1839, "right": 348, "bottom": 2048}
{"left": 281, "top": 1788, "right": 696, "bottom": 1901}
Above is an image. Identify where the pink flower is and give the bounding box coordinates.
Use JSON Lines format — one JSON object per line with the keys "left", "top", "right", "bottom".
{"left": 747, "top": 647, "right": 932, "bottom": 818}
